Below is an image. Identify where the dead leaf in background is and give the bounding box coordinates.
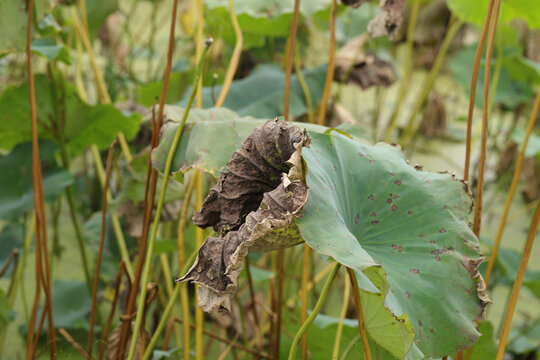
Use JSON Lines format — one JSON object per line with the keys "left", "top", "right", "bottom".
{"left": 334, "top": 34, "right": 397, "bottom": 89}
{"left": 419, "top": 92, "right": 448, "bottom": 138}
{"left": 367, "top": 0, "right": 406, "bottom": 39}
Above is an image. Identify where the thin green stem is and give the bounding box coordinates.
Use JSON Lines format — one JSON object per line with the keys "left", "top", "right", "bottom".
{"left": 126, "top": 41, "right": 212, "bottom": 360}
{"left": 288, "top": 262, "right": 341, "bottom": 360}
{"left": 400, "top": 18, "right": 464, "bottom": 146}
{"left": 142, "top": 250, "right": 198, "bottom": 360}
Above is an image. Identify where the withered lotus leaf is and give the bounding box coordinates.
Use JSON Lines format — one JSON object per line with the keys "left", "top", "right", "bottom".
{"left": 178, "top": 120, "right": 309, "bottom": 312}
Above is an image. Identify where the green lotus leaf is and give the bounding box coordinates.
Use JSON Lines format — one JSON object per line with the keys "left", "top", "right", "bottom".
{"left": 297, "top": 131, "right": 488, "bottom": 357}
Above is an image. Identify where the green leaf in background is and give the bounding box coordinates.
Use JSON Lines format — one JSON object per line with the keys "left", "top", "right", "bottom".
{"left": 152, "top": 107, "right": 328, "bottom": 177}
{"left": 204, "top": 0, "right": 331, "bottom": 49}
{"left": 177, "top": 64, "right": 327, "bottom": 119}
{"left": 494, "top": 244, "right": 540, "bottom": 299}
{"left": 35, "top": 280, "right": 91, "bottom": 331}
{"left": 448, "top": 0, "right": 540, "bottom": 29}
{"left": 0, "top": 0, "right": 57, "bottom": 54}
{"left": 0, "top": 141, "right": 73, "bottom": 222}
{"left": 83, "top": 212, "right": 121, "bottom": 281}
{"left": 0, "top": 74, "right": 141, "bottom": 155}
{"left": 297, "top": 131, "right": 487, "bottom": 357}
{"left": 507, "top": 319, "right": 540, "bottom": 355}
{"left": 470, "top": 321, "right": 498, "bottom": 360}
{"left": 31, "top": 38, "right": 71, "bottom": 64}
{"left": 511, "top": 127, "right": 540, "bottom": 158}
{"left": 136, "top": 71, "right": 192, "bottom": 107}
{"left": 86, "top": 0, "right": 118, "bottom": 40}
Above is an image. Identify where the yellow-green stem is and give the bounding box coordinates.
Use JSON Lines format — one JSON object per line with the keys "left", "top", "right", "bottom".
{"left": 400, "top": 18, "right": 463, "bottom": 146}
{"left": 332, "top": 272, "right": 351, "bottom": 359}
{"left": 215, "top": 0, "right": 243, "bottom": 108}
{"left": 289, "top": 262, "right": 341, "bottom": 360}
{"left": 126, "top": 43, "right": 211, "bottom": 360}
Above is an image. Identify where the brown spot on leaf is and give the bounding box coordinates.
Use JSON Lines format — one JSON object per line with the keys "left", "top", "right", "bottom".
{"left": 439, "top": 228, "right": 446, "bottom": 233}
{"left": 409, "top": 269, "right": 420, "bottom": 274}
{"left": 405, "top": 292, "right": 411, "bottom": 299}
{"left": 368, "top": 194, "right": 374, "bottom": 201}
{"left": 371, "top": 212, "right": 377, "bottom": 217}
{"left": 391, "top": 205, "right": 398, "bottom": 211}
{"left": 369, "top": 159, "right": 375, "bottom": 164}
{"left": 408, "top": 210, "right": 413, "bottom": 215}
{"left": 391, "top": 244, "right": 403, "bottom": 252}
{"left": 429, "top": 240, "right": 435, "bottom": 245}
{"left": 418, "top": 320, "right": 423, "bottom": 327}
{"left": 394, "top": 180, "right": 402, "bottom": 185}
{"left": 371, "top": 220, "right": 379, "bottom": 226}
{"left": 355, "top": 213, "right": 360, "bottom": 224}
{"left": 387, "top": 198, "right": 392, "bottom": 204}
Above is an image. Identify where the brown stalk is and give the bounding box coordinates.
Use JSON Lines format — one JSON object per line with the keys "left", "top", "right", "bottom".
{"left": 59, "top": 328, "right": 92, "bottom": 360}
{"left": 25, "top": 0, "right": 56, "bottom": 357}
{"left": 463, "top": 0, "right": 497, "bottom": 182}
{"left": 346, "top": 268, "right": 371, "bottom": 360}
{"left": 283, "top": 0, "right": 301, "bottom": 121}
{"left": 472, "top": 0, "right": 502, "bottom": 238}
{"left": 117, "top": 0, "right": 180, "bottom": 353}
{"left": 98, "top": 261, "right": 127, "bottom": 360}
{"left": 495, "top": 199, "right": 540, "bottom": 359}
{"left": 317, "top": 0, "right": 337, "bottom": 126}
{"left": 0, "top": 249, "right": 19, "bottom": 277}
{"left": 162, "top": 318, "right": 175, "bottom": 350}
{"left": 173, "top": 318, "right": 272, "bottom": 359}
{"left": 484, "top": 89, "right": 540, "bottom": 286}
{"left": 88, "top": 141, "right": 116, "bottom": 357}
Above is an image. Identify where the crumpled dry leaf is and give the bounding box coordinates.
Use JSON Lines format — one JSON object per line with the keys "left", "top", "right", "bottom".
{"left": 178, "top": 120, "right": 310, "bottom": 312}
{"left": 368, "top": 0, "right": 407, "bottom": 39}
{"left": 106, "top": 322, "right": 150, "bottom": 360}
{"left": 334, "top": 34, "right": 396, "bottom": 89}
{"left": 419, "top": 92, "right": 448, "bottom": 138}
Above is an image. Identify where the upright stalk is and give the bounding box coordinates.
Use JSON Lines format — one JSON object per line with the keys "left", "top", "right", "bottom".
{"left": 26, "top": 0, "right": 56, "bottom": 356}
{"left": 464, "top": 0, "right": 498, "bottom": 182}
{"left": 195, "top": 172, "right": 205, "bottom": 360}
{"left": 126, "top": 40, "right": 212, "bottom": 360}
{"left": 317, "top": 0, "right": 337, "bottom": 125}
{"left": 300, "top": 245, "right": 311, "bottom": 360}
{"left": 283, "top": 0, "right": 301, "bottom": 121}
{"left": 215, "top": 0, "right": 243, "bottom": 108}
{"left": 484, "top": 90, "right": 540, "bottom": 286}
{"left": 88, "top": 142, "right": 116, "bottom": 357}
{"left": 495, "top": 199, "right": 540, "bottom": 359}
{"left": 288, "top": 263, "right": 341, "bottom": 360}
{"left": 472, "top": 0, "right": 502, "bottom": 238}
{"left": 332, "top": 272, "right": 351, "bottom": 360}
{"left": 347, "top": 268, "right": 371, "bottom": 360}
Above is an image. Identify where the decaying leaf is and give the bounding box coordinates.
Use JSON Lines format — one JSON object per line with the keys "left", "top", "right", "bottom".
{"left": 334, "top": 34, "right": 397, "bottom": 89}
{"left": 178, "top": 120, "right": 310, "bottom": 312}
{"left": 368, "top": 0, "right": 406, "bottom": 39}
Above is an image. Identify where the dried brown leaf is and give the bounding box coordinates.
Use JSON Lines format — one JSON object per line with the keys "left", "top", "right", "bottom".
{"left": 179, "top": 120, "right": 310, "bottom": 312}
{"left": 368, "top": 0, "right": 407, "bottom": 39}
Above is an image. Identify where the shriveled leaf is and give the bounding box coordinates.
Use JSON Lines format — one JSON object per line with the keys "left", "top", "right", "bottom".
{"left": 297, "top": 131, "right": 488, "bottom": 357}
{"left": 0, "top": 141, "right": 73, "bottom": 222}
{"left": 367, "top": 0, "right": 406, "bottom": 39}
{"left": 179, "top": 120, "right": 309, "bottom": 312}
{"left": 177, "top": 64, "right": 327, "bottom": 119}
{"left": 0, "top": 74, "right": 141, "bottom": 154}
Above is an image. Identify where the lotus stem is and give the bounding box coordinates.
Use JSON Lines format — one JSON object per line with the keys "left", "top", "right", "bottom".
{"left": 126, "top": 40, "right": 212, "bottom": 360}
{"left": 300, "top": 244, "right": 311, "bottom": 359}
{"left": 289, "top": 262, "right": 341, "bottom": 360}
{"left": 347, "top": 268, "right": 371, "bottom": 359}
{"left": 215, "top": 0, "right": 243, "bottom": 107}
{"left": 332, "top": 270, "right": 351, "bottom": 359}
{"left": 472, "top": 0, "right": 502, "bottom": 240}
{"left": 283, "top": 0, "right": 301, "bottom": 120}
{"left": 464, "top": 0, "right": 498, "bottom": 182}
{"left": 495, "top": 199, "right": 540, "bottom": 358}
{"left": 317, "top": 0, "right": 337, "bottom": 125}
